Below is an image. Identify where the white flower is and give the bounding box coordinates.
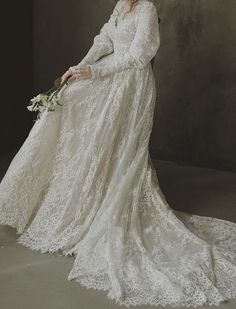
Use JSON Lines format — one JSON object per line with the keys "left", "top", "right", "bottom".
{"left": 38, "top": 106, "right": 46, "bottom": 113}
{"left": 28, "top": 83, "right": 67, "bottom": 120}
{"left": 30, "top": 94, "right": 42, "bottom": 104}
{"left": 27, "top": 105, "right": 34, "bottom": 111}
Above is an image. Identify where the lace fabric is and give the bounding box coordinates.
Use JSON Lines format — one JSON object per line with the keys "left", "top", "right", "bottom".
{"left": 0, "top": 0, "right": 236, "bottom": 307}
{"left": 79, "top": 0, "right": 160, "bottom": 78}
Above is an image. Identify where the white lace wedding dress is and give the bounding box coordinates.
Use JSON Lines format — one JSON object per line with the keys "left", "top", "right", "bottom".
{"left": 0, "top": 0, "right": 236, "bottom": 306}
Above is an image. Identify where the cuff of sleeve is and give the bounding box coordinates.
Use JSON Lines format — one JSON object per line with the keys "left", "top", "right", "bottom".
{"left": 89, "top": 65, "right": 100, "bottom": 79}
{"left": 77, "top": 59, "right": 90, "bottom": 67}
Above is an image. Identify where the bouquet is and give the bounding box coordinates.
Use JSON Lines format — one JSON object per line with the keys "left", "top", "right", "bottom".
{"left": 27, "top": 80, "right": 68, "bottom": 121}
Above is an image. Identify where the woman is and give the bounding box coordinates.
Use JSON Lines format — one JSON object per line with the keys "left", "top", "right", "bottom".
{"left": 0, "top": 0, "right": 236, "bottom": 306}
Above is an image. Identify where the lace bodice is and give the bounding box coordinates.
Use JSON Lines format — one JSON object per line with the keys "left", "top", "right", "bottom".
{"left": 78, "top": 0, "right": 160, "bottom": 79}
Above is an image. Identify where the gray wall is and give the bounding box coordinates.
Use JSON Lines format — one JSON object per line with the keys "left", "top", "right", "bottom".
{"left": 151, "top": 0, "right": 236, "bottom": 171}
{"left": 33, "top": 0, "right": 236, "bottom": 171}
{"left": 0, "top": 1, "right": 33, "bottom": 155}
{"left": 33, "top": 0, "right": 112, "bottom": 93}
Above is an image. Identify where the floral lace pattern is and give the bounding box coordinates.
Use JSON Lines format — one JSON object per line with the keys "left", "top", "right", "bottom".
{"left": 0, "top": 0, "right": 236, "bottom": 307}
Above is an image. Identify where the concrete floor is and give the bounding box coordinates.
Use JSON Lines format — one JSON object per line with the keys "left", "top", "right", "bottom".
{"left": 0, "top": 153, "right": 236, "bottom": 309}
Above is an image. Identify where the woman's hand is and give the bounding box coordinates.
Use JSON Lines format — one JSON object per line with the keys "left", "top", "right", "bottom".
{"left": 67, "top": 65, "right": 92, "bottom": 82}
{"left": 60, "top": 68, "right": 74, "bottom": 84}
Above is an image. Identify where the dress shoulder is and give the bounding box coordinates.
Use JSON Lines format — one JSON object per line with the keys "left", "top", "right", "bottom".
{"left": 136, "top": 0, "right": 158, "bottom": 20}
{"left": 139, "top": 0, "right": 157, "bottom": 9}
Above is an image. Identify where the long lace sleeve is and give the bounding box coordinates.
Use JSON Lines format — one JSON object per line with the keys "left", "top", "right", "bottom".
{"left": 89, "top": 1, "right": 160, "bottom": 78}
{"left": 78, "top": 3, "right": 119, "bottom": 67}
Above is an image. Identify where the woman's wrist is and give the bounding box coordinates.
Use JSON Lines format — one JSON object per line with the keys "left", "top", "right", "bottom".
{"left": 89, "top": 64, "right": 98, "bottom": 79}
{"left": 67, "top": 62, "right": 96, "bottom": 80}
{"left": 77, "top": 59, "right": 90, "bottom": 67}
